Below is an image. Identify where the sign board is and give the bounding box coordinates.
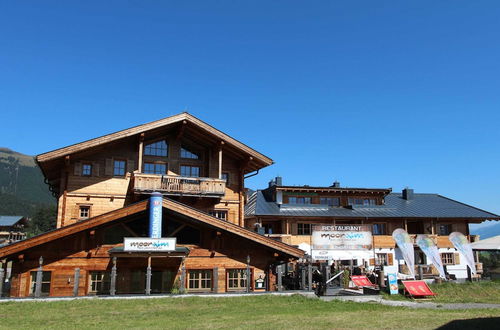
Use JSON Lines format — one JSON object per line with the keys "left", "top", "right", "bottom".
{"left": 402, "top": 280, "right": 436, "bottom": 298}
{"left": 312, "top": 224, "right": 372, "bottom": 251}
{"left": 387, "top": 273, "right": 399, "bottom": 295}
{"left": 149, "top": 193, "right": 163, "bottom": 238}
{"left": 123, "top": 237, "right": 176, "bottom": 252}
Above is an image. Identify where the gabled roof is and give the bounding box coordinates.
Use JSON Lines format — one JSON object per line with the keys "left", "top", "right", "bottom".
{"left": 246, "top": 191, "right": 500, "bottom": 220}
{"left": 0, "top": 216, "right": 26, "bottom": 227}
{"left": 0, "top": 198, "right": 303, "bottom": 259}
{"left": 36, "top": 112, "right": 273, "bottom": 171}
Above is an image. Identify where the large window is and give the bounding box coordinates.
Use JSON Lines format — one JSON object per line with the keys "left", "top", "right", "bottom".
{"left": 372, "top": 223, "right": 386, "bottom": 235}
{"left": 288, "top": 197, "right": 311, "bottom": 204}
{"left": 227, "top": 269, "right": 248, "bottom": 291}
{"left": 113, "top": 160, "right": 126, "bottom": 176}
{"left": 30, "top": 271, "right": 51, "bottom": 296}
{"left": 144, "top": 140, "right": 168, "bottom": 156}
{"left": 180, "top": 146, "right": 199, "bottom": 159}
{"left": 438, "top": 224, "right": 452, "bottom": 235}
{"left": 320, "top": 197, "right": 340, "bottom": 207}
{"left": 188, "top": 270, "right": 212, "bottom": 291}
{"left": 144, "top": 162, "right": 167, "bottom": 175}
{"left": 441, "top": 253, "right": 455, "bottom": 265}
{"left": 297, "top": 223, "right": 312, "bottom": 235}
{"left": 209, "top": 210, "right": 228, "bottom": 221}
{"left": 89, "top": 271, "right": 110, "bottom": 295}
{"left": 376, "top": 253, "right": 388, "bottom": 266}
{"left": 180, "top": 165, "right": 200, "bottom": 177}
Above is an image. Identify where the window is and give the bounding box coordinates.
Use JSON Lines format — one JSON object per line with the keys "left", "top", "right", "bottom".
{"left": 79, "top": 206, "right": 90, "bottom": 220}
{"left": 144, "top": 140, "right": 168, "bottom": 156}
{"left": 438, "top": 224, "right": 452, "bottom": 235}
{"left": 113, "top": 160, "right": 126, "bottom": 176}
{"left": 297, "top": 223, "right": 312, "bottom": 235}
{"left": 227, "top": 269, "right": 248, "bottom": 291}
{"left": 348, "top": 198, "right": 376, "bottom": 206}
{"left": 89, "top": 272, "right": 110, "bottom": 294}
{"left": 188, "top": 270, "right": 212, "bottom": 291}
{"left": 221, "top": 172, "right": 229, "bottom": 184}
{"left": 30, "top": 271, "right": 51, "bottom": 296}
{"left": 372, "top": 223, "right": 386, "bottom": 235}
{"left": 209, "top": 210, "right": 228, "bottom": 221}
{"left": 376, "top": 253, "right": 388, "bottom": 266}
{"left": 320, "top": 197, "right": 340, "bottom": 206}
{"left": 288, "top": 197, "right": 311, "bottom": 204}
{"left": 441, "top": 253, "right": 455, "bottom": 265}
{"left": 143, "top": 162, "right": 167, "bottom": 175}
{"left": 180, "top": 165, "right": 200, "bottom": 177}
{"left": 82, "top": 163, "right": 92, "bottom": 176}
{"left": 180, "top": 146, "right": 199, "bottom": 159}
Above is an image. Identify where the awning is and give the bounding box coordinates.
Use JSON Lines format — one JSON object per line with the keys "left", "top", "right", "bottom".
{"left": 108, "top": 246, "right": 190, "bottom": 258}
{"left": 471, "top": 235, "right": 500, "bottom": 251}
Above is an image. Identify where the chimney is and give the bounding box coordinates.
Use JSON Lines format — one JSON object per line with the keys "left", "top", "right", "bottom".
{"left": 402, "top": 188, "right": 414, "bottom": 200}
{"left": 331, "top": 181, "right": 340, "bottom": 188}
{"left": 275, "top": 176, "right": 283, "bottom": 186}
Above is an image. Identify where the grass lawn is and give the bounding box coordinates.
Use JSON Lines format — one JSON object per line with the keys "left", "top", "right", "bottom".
{"left": 0, "top": 295, "right": 499, "bottom": 329}
{"left": 382, "top": 280, "right": 500, "bottom": 304}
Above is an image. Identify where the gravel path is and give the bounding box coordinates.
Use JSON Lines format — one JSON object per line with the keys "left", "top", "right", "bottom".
{"left": 321, "top": 295, "right": 500, "bottom": 309}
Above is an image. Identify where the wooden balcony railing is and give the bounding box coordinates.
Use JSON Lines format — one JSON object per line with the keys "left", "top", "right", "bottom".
{"left": 133, "top": 173, "right": 226, "bottom": 197}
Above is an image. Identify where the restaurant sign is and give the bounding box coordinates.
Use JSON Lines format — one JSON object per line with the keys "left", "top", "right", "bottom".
{"left": 123, "top": 237, "right": 176, "bottom": 252}
{"left": 312, "top": 224, "right": 373, "bottom": 251}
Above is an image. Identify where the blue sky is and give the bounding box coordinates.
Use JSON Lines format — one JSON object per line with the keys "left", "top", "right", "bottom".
{"left": 1, "top": 1, "right": 499, "bottom": 215}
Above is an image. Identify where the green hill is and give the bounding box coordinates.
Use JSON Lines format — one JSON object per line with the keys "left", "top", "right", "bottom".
{"left": 0, "top": 147, "right": 55, "bottom": 217}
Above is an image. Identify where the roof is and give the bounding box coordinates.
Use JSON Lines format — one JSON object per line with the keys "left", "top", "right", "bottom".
{"left": 0, "top": 216, "right": 25, "bottom": 227}
{"left": 0, "top": 198, "right": 303, "bottom": 259}
{"left": 471, "top": 235, "right": 500, "bottom": 250}
{"left": 246, "top": 191, "right": 500, "bottom": 219}
{"left": 36, "top": 112, "right": 273, "bottom": 171}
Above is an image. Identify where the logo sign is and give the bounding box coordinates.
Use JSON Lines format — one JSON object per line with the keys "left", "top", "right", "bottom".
{"left": 312, "top": 224, "right": 373, "bottom": 250}
{"left": 123, "top": 237, "right": 176, "bottom": 252}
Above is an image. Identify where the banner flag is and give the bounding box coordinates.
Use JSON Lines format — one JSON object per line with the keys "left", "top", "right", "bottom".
{"left": 449, "top": 232, "right": 477, "bottom": 275}
{"left": 392, "top": 228, "right": 415, "bottom": 279}
{"left": 416, "top": 235, "right": 446, "bottom": 279}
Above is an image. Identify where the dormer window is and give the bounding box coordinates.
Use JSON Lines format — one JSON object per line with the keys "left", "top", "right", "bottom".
{"left": 288, "top": 197, "right": 311, "bottom": 204}
{"left": 348, "top": 198, "right": 376, "bottom": 206}
{"left": 180, "top": 146, "right": 199, "bottom": 159}
{"left": 320, "top": 197, "right": 340, "bottom": 207}
{"left": 144, "top": 140, "right": 168, "bottom": 157}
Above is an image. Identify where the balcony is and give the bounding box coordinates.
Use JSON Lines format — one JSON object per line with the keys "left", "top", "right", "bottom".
{"left": 133, "top": 173, "right": 226, "bottom": 198}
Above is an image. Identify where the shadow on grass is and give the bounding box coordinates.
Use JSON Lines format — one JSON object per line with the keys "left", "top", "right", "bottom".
{"left": 437, "top": 317, "right": 500, "bottom": 329}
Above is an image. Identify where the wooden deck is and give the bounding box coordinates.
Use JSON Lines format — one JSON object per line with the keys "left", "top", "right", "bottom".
{"left": 133, "top": 173, "right": 226, "bottom": 197}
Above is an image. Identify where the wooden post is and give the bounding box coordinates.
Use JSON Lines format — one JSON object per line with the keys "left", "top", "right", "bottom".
{"left": 180, "top": 266, "right": 186, "bottom": 294}
{"left": 145, "top": 256, "right": 152, "bottom": 295}
{"left": 307, "top": 262, "right": 313, "bottom": 291}
{"left": 0, "top": 263, "right": 4, "bottom": 298}
{"left": 467, "top": 265, "right": 472, "bottom": 282}
{"left": 138, "top": 133, "right": 144, "bottom": 173}
{"left": 213, "top": 267, "right": 218, "bottom": 293}
{"left": 277, "top": 265, "right": 282, "bottom": 292}
{"left": 246, "top": 255, "right": 251, "bottom": 293}
{"left": 110, "top": 257, "right": 117, "bottom": 296}
{"left": 73, "top": 268, "right": 80, "bottom": 297}
{"left": 34, "top": 256, "right": 43, "bottom": 298}
{"left": 301, "top": 266, "right": 306, "bottom": 290}
{"left": 418, "top": 265, "right": 424, "bottom": 280}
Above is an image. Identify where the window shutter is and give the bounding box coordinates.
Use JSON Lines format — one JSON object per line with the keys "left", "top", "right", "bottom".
{"left": 92, "top": 162, "right": 100, "bottom": 177}
{"left": 454, "top": 253, "right": 460, "bottom": 265}
{"left": 127, "top": 160, "right": 135, "bottom": 173}
{"left": 369, "top": 258, "right": 375, "bottom": 266}
{"left": 388, "top": 253, "right": 394, "bottom": 266}
{"left": 105, "top": 159, "right": 113, "bottom": 176}
{"left": 74, "top": 162, "right": 82, "bottom": 176}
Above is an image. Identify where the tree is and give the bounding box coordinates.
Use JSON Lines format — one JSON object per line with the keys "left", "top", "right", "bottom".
{"left": 27, "top": 204, "right": 57, "bottom": 237}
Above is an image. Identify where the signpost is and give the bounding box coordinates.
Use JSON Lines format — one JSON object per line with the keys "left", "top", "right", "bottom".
{"left": 311, "top": 224, "right": 372, "bottom": 260}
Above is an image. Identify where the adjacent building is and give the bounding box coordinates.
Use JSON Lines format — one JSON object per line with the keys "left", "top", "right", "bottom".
{"left": 0, "top": 216, "right": 27, "bottom": 246}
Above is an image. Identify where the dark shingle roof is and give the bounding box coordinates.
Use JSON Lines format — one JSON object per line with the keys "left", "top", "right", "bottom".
{"left": 0, "top": 216, "right": 25, "bottom": 227}
{"left": 245, "top": 191, "right": 500, "bottom": 219}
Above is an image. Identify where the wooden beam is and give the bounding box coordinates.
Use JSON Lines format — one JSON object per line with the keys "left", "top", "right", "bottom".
{"left": 218, "top": 144, "right": 223, "bottom": 179}
{"left": 121, "top": 223, "right": 139, "bottom": 237}
{"left": 167, "top": 224, "right": 187, "bottom": 237}
{"left": 138, "top": 133, "right": 144, "bottom": 173}
{"left": 175, "top": 120, "right": 187, "bottom": 140}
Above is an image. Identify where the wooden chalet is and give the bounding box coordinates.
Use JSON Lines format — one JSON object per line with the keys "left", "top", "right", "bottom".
{"left": 0, "top": 113, "right": 303, "bottom": 297}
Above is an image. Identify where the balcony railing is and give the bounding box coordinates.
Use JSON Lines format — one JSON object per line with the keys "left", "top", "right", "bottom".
{"left": 133, "top": 173, "right": 226, "bottom": 197}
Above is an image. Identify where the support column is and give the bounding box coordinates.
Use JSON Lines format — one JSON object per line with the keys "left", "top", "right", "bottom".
{"left": 418, "top": 265, "right": 424, "bottom": 280}
{"left": 218, "top": 144, "right": 223, "bottom": 179}
{"left": 307, "top": 262, "right": 313, "bottom": 291}
{"left": 213, "top": 267, "right": 218, "bottom": 293}
{"left": 34, "top": 256, "right": 43, "bottom": 298}
{"left": 0, "top": 261, "right": 4, "bottom": 298}
{"left": 138, "top": 133, "right": 144, "bottom": 173}
{"left": 73, "top": 268, "right": 80, "bottom": 297}
{"left": 180, "top": 266, "right": 186, "bottom": 294}
{"left": 110, "top": 257, "right": 117, "bottom": 296}
{"left": 301, "top": 266, "right": 306, "bottom": 290}
{"left": 277, "top": 264, "right": 283, "bottom": 292}
{"left": 246, "top": 255, "right": 251, "bottom": 293}
{"left": 145, "top": 256, "right": 152, "bottom": 295}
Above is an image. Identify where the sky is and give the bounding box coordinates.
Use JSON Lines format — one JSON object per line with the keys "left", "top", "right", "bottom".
{"left": 1, "top": 1, "right": 499, "bottom": 216}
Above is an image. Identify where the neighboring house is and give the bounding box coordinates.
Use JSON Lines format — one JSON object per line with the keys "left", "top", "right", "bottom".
{"left": 245, "top": 177, "right": 500, "bottom": 280}
{"left": 0, "top": 113, "right": 303, "bottom": 297}
{"left": 0, "top": 216, "right": 27, "bottom": 245}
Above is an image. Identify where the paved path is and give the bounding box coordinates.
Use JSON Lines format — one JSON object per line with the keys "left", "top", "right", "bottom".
{"left": 321, "top": 295, "right": 500, "bottom": 309}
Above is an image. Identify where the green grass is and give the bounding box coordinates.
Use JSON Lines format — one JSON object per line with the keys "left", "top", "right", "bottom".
{"left": 382, "top": 280, "right": 500, "bottom": 304}
{"left": 0, "top": 295, "right": 499, "bottom": 329}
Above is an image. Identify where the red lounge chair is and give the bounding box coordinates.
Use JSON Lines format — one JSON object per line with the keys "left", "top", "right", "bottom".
{"left": 351, "top": 275, "right": 377, "bottom": 287}
{"left": 402, "top": 280, "right": 436, "bottom": 299}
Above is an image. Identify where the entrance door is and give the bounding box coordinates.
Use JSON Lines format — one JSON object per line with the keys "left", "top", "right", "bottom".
{"left": 151, "top": 270, "right": 176, "bottom": 294}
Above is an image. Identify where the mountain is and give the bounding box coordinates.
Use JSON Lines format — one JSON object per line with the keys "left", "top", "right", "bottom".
{"left": 470, "top": 221, "right": 500, "bottom": 240}
{"left": 0, "top": 147, "right": 55, "bottom": 216}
